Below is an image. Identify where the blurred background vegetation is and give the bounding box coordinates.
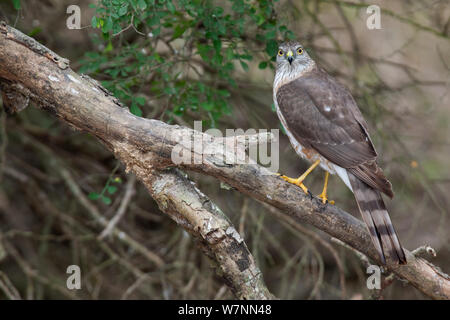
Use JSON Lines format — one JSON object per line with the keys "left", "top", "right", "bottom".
{"left": 0, "top": 0, "right": 448, "bottom": 299}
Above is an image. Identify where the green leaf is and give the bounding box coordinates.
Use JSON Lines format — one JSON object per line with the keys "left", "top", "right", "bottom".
{"left": 173, "top": 24, "right": 188, "bottom": 39}
{"left": 135, "top": 96, "right": 146, "bottom": 106}
{"left": 225, "top": 47, "right": 234, "bottom": 60}
{"left": 12, "top": 0, "right": 21, "bottom": 10}
{"left": 197, "top": 82, "right": 206, "bottom": 93}
{"left": 107, "top": 186, "right": 118, "bottom": 194}
{"left": 103, "top": 17, "right": 113, "bottom": 33}
{"left": 137, "top": 0, "right": 147, "bottom": 10}
{"left": 200, "top": 102, "right": 215, "bottom": 111}
{"left": 213, "top": 6, "right": 224, "bottom": 16}
{"left": 104, "top": 41, "right": 113, "bottom": 53}
{"left": 213, "top": 39, "right": 222, "bottom": 52}
{"left": 91, "top": 16, "right": 98, "bottom": 28}
{"left": 118, "top": 5, "right": 129, "bottom": 16}
{"left": 28, "top": 27, "right": 42, "bottom": 37}
{"left": 240, "top": 61, "right": 249, "bottom": 71}
{"left": 217, "top": 89, "right": 230, "bottom": 97}
{"left": 258, "top": 61, "right": 268, "bottom": 69}
{"left": 166, "top": 0, "right": 176, "bottom": 14}
{"left": 266, "top": 39, "right": 278, "bottom": 56}
{"left": 101, "top": 196, "right": 112, "bottom": 205}
{"left": 88, "top": 192, "right": 100, "bottom": 200}
{"left": 264, "top": 29, "right": 276, "bottom": 40}
{"left": 240, "top": 54, "right": 252, "bottom": 61}
{"left": 285, "top": 30, "right": 295, "bottom": 40}
{"left": 197, "top": 44, "right": 211, "bottom": 62}
{"left": 130, "top": 103, "right": 143, "bottom": 117}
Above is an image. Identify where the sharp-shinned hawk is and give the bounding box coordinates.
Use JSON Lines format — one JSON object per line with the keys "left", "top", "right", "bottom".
{"left": 273, "top": 41, "right": 406, "bottom": 265}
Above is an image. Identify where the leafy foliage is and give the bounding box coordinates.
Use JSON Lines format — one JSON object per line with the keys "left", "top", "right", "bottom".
{"left": 80, "top": 0, "right": 294, "bottom": 126}
{"left": 12, "top": 0, "right": 21, "bottom": 10}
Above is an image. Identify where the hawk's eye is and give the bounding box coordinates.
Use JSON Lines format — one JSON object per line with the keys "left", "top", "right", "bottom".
{"left": 297, "top": 47, "right": 303, "bottom": 55}
{"left": 278, "top": 49, "right": 284, "bottom": 56}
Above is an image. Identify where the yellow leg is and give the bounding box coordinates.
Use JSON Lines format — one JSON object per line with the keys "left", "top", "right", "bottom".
{"left": 280, "top": 160, "right": 321, "bottom": 194}
{"left": 318, "top": 172, "right": 334, "bottom": 204}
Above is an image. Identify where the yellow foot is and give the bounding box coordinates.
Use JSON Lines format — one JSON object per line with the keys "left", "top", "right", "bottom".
{"left": 280, "top": 175, "right": 309, "bottom": 194}
{"left": 277, "top": 160, "right": 321, "bottom": 198}
{"left": 317, "top": 171, "right": 334, "bottom": 204}
{"left": 318, "top": 192, "right": 335, "bottom": 205}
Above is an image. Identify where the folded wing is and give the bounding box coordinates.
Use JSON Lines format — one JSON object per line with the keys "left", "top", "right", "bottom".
{"left": 276, "top": 67, "right": 393, "bottom": 197}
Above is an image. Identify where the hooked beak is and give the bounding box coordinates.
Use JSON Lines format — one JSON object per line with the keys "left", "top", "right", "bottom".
{"left": 286, "top": 50, "right": 294, "bottom": 64}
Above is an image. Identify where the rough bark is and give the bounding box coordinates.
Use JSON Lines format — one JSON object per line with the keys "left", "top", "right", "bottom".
{"left": 144, "top": 169, "right": 274, "bottom": 299}
{"left": 0, "top": 23, "right": 448, "bottom": 300}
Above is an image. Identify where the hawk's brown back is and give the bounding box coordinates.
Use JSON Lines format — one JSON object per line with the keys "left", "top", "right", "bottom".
{"left": 276, "top": 66, "right": 393, "bottom": 197}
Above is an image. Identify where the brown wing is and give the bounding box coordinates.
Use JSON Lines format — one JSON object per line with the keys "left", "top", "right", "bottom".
{"left": 276, "top": 66, "right": 393, "bottom": 197}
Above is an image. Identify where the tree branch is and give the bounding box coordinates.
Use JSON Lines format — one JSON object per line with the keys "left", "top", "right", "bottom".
{"left": 0, "top": 23, "right": 448, "bottom": 299}
{"left": 144, "top": 168, "right": 275, "bottom": 299}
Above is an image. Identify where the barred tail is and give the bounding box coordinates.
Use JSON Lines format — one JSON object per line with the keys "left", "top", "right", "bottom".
{"left": 348, "top": 173, "right": 406, "bottom": 265}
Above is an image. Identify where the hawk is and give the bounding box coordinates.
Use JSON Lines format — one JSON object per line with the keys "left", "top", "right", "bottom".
{"left": 274, "top": 41, "right": 406, "bottom": 265}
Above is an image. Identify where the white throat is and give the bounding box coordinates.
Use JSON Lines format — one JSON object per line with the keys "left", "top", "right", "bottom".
{"left": 273, "top": 60, "right": 315, "bottom": 95}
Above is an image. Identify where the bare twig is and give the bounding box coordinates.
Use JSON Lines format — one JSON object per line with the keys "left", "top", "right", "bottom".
{"left": 113, "top": 15, "right": 145, "bottom": 37}
{"left": 0, "top": 270, "right": 22, "bottom": 300}
{"left": 412, "top": 245, "right": 437, "bottom": 258}
{"left": 59, "top": 167, "right": 165, "bottom": 268}
{"left": 319, "top": 0, "right": 449, "bottom": 39}
{"left": 3, "top": 166, "right": 150, "bottom": 280}
{"left": 262, "top": 203, "right": 347, "bottom": 299}
{"left": 331, "top": 237, "right": 371, "bottom": 268}
{"left": 2, "top": 239, "right": 78, "bottom": 299}
{"left": 99, "top": 175, "right": 137, "bottom": 239}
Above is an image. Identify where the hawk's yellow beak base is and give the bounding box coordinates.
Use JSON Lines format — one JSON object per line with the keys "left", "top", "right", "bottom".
{"left": 286, "top": 50, "right": 294, "bottom": 64}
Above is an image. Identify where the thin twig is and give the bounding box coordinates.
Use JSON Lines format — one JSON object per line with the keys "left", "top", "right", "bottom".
{"left": 99, "top": 175, "right": 137, "bottom": 239}
{"left": 262, "top": 203, "right": 347, "bottom": 299}
{"left": 411, "top": 245, "right": 437, "bottom": 258}
{"left": 59, "top": 167, "right": 165, "bottom": 268}
{"left": 0, "top": 270, "right": 22, "bottom": 300}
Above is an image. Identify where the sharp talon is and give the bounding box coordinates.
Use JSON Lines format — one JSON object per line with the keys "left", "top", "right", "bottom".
{"left": 307, "top": 190, "right": 314, "bottom": 199}
{"left": 318, "top": 193, "right": 335, "bottom": 205}
{"left": 299, "top": 183, "right": 309, "bottom": 195}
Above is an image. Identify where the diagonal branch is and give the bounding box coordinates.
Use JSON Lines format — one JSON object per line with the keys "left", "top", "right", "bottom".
{"left": 0, "top": 23, "right": 448, "bottom": 299}
{"left": 143, "top": 168, "right": 275, "bottom": 299}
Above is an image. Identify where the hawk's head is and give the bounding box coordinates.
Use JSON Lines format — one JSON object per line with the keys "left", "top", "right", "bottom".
{"left": 276, "top": 41, "right": 313, "bottom": 73}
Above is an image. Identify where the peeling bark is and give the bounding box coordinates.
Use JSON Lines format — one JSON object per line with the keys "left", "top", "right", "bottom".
{"left": 143, "top": 169, "right": 274, "bottom": 299}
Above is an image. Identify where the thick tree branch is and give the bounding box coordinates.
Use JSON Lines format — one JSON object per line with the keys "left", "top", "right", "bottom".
{"left": 143, "top": 168, "right": 274, "bottom": 299}
{"left": 0, "top": 24, "right": 449, "bottom": 299}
